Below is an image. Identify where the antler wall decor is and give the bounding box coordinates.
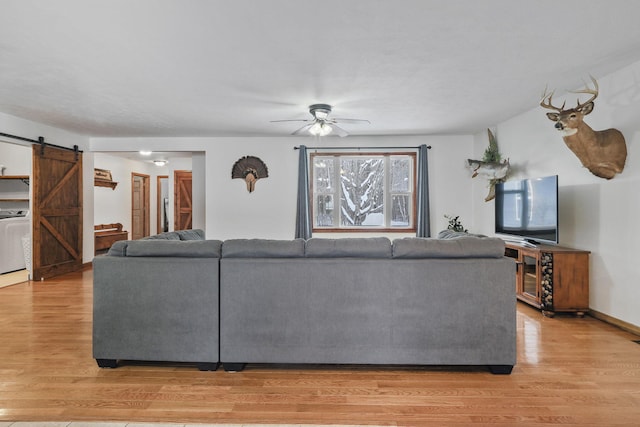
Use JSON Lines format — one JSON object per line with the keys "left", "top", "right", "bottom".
{"left": 231, "top": 155, "right": 269, "bottom": 192}
{"left": 540, "top": 76, "right": 627, "bottom": 179}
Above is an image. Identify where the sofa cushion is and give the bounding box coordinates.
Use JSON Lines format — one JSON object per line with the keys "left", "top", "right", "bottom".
{"left": 107, "top": 240, "right": 128, "bottom": 257}
{"left": 176, "top": 229, "right": 205, "bottom": 240}
{"left": 142, "top": 231, "right": 181, "bottom": 240}
{"left": 221, "top": 239, "right": 305, "bottom": 258}
{"left": 305, "top": 237, "right": 392, "bottom": 258}
{"left": 392, "top": 237, "right": 505, "bottom": 259}
{"left": 123, "top": 239, "right": 222, "bottom": 258}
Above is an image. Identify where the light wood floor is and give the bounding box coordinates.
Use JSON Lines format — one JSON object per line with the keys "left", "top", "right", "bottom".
{"left": 0, "top": 268, "right": 639, "bottom": 426}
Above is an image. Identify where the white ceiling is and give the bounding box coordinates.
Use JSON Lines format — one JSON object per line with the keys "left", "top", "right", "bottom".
{"left": 2, "top": 0, "right": 640, "bottom": 139}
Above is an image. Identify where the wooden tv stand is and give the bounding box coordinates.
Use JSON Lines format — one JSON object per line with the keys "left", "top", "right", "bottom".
{"left": 504, "top": 242, "right": 590, "bottom": 317}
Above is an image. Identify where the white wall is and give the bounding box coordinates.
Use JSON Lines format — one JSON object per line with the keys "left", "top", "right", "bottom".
{"left": 91, "top": 135, "right": 474, "bottom": 240}
{"left": 0, "top": 141, "right": 31, "bottom": 176}
{"left": 473, "top": 61, "right": 640, "bottom": 328}
{"left": 191, "top": 152, "right": 206, "bottom": 231}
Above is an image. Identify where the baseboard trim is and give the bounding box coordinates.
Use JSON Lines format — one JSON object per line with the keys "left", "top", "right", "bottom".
{"left": 588, "top": 309, "right": 640, "bottom": 336}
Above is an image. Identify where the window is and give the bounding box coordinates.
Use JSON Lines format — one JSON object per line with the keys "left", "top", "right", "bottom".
{"left": 311, "top": 152, "right": 416, "bottom": 231}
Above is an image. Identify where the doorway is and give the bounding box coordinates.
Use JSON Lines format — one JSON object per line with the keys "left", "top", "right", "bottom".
{"left": 131, "top": 173, "right": 150, "bottom": 240}
{"left": 157, "top": 175, "right": 169, "bottom": 233}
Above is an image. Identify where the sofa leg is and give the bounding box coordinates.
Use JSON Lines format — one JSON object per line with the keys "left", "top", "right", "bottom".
{"left": 96, "top": 359, "right": 118, "bottom": 368}
{"left": 196, "top": 362, "right": 219, "bottom": 371}
{"left": 489, "top": 365, "right": 513, "bottom": 374}
{"left": 223, "top": 363, "right": 246, "bottom": 372}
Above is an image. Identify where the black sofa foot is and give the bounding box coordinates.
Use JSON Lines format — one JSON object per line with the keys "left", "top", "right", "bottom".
{"left": 196, "top": 362, "right": 219, "bottom": 371}
{"left": 96, "top": 358, "right": 118, "bottom": 368}
{"left": 489, "top": 365, "right": 513, "bottom": 374}
{"left": 223, "top": 363, "right": 246, "bottom": 372}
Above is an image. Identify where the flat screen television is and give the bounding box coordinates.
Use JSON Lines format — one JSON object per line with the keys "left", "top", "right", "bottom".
{"left": 494, "top": 175, "right": 559, "bottom": 245}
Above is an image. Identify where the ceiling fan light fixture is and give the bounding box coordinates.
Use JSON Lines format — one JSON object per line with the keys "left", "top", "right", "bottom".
{"left": 308, "top": 122, "right": 323, "bottom": 135}
{"left": 309, "top": 121, "right": 333, "bottom": 136}
{"left": 320, "top": 122, "right": 333, "bottom": 136}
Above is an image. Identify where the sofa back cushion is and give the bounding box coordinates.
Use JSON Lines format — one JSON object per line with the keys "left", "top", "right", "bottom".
{"left": 305, "top": 237, "right": 392, "bottom": 258}
{"left": 222, "top": 239, "right": 305, "bottom": 258}
{"left": 176, "top": 229, "right": 205, "bottom": 240}
{"left": 107, "top": 239, "right": 222, "bottom": 258}
{"left": 138, "top": 229, "right": 206, "bottom": 241}
{"left": 392, "top": 237, "right": 505, "bottom": 259}
{"left": 141, "top": 232, "right": 181, "bottom": 240}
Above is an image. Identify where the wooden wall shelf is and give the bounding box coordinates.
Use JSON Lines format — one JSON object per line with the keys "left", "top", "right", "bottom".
{"left": 0, "top": 175, "right": 29, "bottom": 185}
{"left": 94, "top": 179, "right": 118, "bottom": 190}
{"left": 0, "top": 176, "right": 30, "bottom": 202}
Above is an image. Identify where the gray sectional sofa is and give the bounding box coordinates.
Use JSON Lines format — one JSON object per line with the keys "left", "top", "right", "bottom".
{"left": 93, "top": 231, "right": 516, "bottom": 374}
{"left": 92, "top": 230, "right": 222, "bottom": 371}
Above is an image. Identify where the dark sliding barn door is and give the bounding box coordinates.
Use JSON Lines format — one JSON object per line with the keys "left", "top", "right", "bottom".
{"left": 31, "top": 145, "right": 83, "bottom": 280}
{"left": 174, "top": 170, "right": 192, "bottom": 230}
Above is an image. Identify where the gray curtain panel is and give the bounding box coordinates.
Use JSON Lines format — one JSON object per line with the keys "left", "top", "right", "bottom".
{"left": 416, "top": 144, "right": 431, "bottom": 237}
{"left": 295, "top": 145, "right": 312, "bottom": 239}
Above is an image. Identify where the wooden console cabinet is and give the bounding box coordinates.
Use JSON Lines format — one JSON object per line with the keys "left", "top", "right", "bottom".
{"left": 504, "top": 242, "right": 590, "bottom": 317}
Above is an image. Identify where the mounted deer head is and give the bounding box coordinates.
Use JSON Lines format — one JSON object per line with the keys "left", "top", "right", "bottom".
{"left": 540, "top": 76, "right": 627, "bottom": 179}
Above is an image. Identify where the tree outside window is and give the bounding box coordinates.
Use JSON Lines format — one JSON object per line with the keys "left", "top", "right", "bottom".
{"left": 311, "top": 152, "right": 416, "bottom": 231}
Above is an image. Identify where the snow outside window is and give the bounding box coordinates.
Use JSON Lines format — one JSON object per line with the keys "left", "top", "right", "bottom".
{"left": 311, "top": 152, "right": 416, "bottom": 231}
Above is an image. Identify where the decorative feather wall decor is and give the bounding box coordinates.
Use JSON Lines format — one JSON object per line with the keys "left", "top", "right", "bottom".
{"left": 231, "top": 155, "right": 269, "bottom": 193}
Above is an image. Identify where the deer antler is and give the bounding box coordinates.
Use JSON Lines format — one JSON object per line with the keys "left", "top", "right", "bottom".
{"left": 540, "top": 86, "right": 565, "bottom": 112}
{"left": 571, "top": 75, "right": 599, "bottom": 109}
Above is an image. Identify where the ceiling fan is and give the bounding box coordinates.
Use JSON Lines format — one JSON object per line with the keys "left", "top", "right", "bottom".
{"left": 271, "top": 104, "right": 370, "bottom": 137}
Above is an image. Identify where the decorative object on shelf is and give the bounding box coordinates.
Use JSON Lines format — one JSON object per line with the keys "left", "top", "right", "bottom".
{"left": 540, "top": 252, "right": 554, "bottom": 311}
{"left": 94, "top": 168, "right": 112, "bottom": 181}
{"left": 540, "top": 75, "right": 627, "bottom": 179}
{"left": 231, "top": 155, "right": 269, "bottom": 193}
{"left": 94, "top": 168, "right": 117, "bottom": 189}
{"left": 444, "top": 214, "right": 468, "bottom": 233}
{"left": 467, "top": 129, "right": 510, "bottom": 202}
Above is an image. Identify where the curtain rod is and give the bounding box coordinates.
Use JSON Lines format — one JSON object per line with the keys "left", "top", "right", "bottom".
{"left": 294, "top": 145, "right": 431, "bottom": 150}
{"left": 0, "top": 132, "right": 83, "bottom": 153}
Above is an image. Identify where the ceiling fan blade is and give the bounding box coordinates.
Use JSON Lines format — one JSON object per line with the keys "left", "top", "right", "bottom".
{"left": 270, "top": 119, "right": 311, "bottom": 123}
{"left": 292, "top": 123, "right": 314, "bottom": 135}
{"left": 332, "top": 118, "right": 371, "bottom": 124}
{"left": 330, "top": 123, "right": 349, "bottom": 137}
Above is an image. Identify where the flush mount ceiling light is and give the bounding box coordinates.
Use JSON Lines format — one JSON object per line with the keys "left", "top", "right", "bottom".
{"left": 271, "top": 104, "right": 369, "bottom": 137}
{"left": 153, "top": 160, "right": 168, "bottom": 166}
{"left": 139, "top": 150, "right": 152, "bottom": 155}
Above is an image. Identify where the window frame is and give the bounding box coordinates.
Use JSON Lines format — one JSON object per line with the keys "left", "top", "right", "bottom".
{"left": 310, "top": 151, "right": 417, "bottom": 233}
